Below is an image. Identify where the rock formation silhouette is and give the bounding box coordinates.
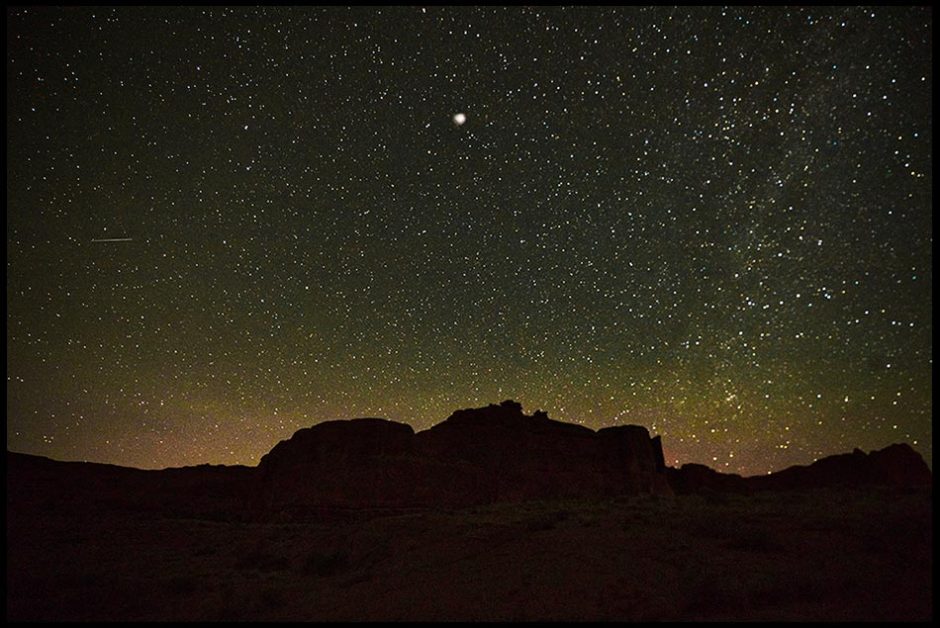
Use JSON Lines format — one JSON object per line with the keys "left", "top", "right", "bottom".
{"left": 667, "top": 442, "right": 932, "bottom": 495}
{"left": 746, "top": 442, "right": 932, "bottom": 492}
{"left": 6, "top": 401, "right": 932, "bottom": 520}
{"left": 257, "top": 400, "right": 673, "bottom": 515}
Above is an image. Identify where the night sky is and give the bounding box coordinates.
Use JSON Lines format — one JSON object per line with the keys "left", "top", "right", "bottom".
{"left": 6, "top": 6, "right": 932, "bottom": 475}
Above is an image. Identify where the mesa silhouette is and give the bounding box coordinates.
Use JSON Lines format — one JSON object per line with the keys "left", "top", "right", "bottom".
{"left": 6, "top": 400, "right": 931, "bottom": 521}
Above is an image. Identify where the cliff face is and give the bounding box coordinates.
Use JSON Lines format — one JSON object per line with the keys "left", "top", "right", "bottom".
{"left": 256, "top": 400, "right": 673, "bottom": 514}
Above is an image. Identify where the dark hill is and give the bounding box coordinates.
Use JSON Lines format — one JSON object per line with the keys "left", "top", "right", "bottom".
{"left": 748, "top": 442, "right": 932, "bottom": 491}
{"left": 667, "top": 442, "right": 932, "bottom": 495}
{"left": 6, "top": 451, "right": 255, "bottom": 520}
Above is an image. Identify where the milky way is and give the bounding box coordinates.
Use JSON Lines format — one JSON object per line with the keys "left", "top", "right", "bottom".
{"left": 7, "top": 6, "right": 932, "bottom": 473}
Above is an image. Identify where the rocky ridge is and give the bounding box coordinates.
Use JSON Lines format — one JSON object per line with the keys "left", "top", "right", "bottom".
{"left": 6, "top": 401, "right": 931, "bottom": 520}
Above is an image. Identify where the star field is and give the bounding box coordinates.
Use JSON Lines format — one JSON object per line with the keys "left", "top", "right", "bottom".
{"left": 6, "top": 6, "right": 932, "bottom": 474}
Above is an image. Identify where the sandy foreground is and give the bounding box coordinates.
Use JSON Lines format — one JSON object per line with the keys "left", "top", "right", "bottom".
{"left": 7, "top": 485, "right": 931, "bottom": 621}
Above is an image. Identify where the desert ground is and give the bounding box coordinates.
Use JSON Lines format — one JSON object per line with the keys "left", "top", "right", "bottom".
{"left": 7, "top": 485, "right": 931, "bottom": 621}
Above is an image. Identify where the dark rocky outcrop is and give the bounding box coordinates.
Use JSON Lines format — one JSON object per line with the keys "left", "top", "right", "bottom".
{"left": 746, "top": 443, "right": 932, "bottom": 492}
{"left": 415, "top": 401, "right": 674, "bottom": 502}
{"left": 256, "top": 418, "right": 417, "bottom": 512}
{"left": 255, "top": 417, "right": 493, "bottom": 512}
{"left": 667, "top": 442, "right": 932, "bottom": 495}
{"left": 666, "top": 463, "right": 750, "bottom": 495}
{"left": 256, "top": 400, "right": 673, "bottom": 515}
